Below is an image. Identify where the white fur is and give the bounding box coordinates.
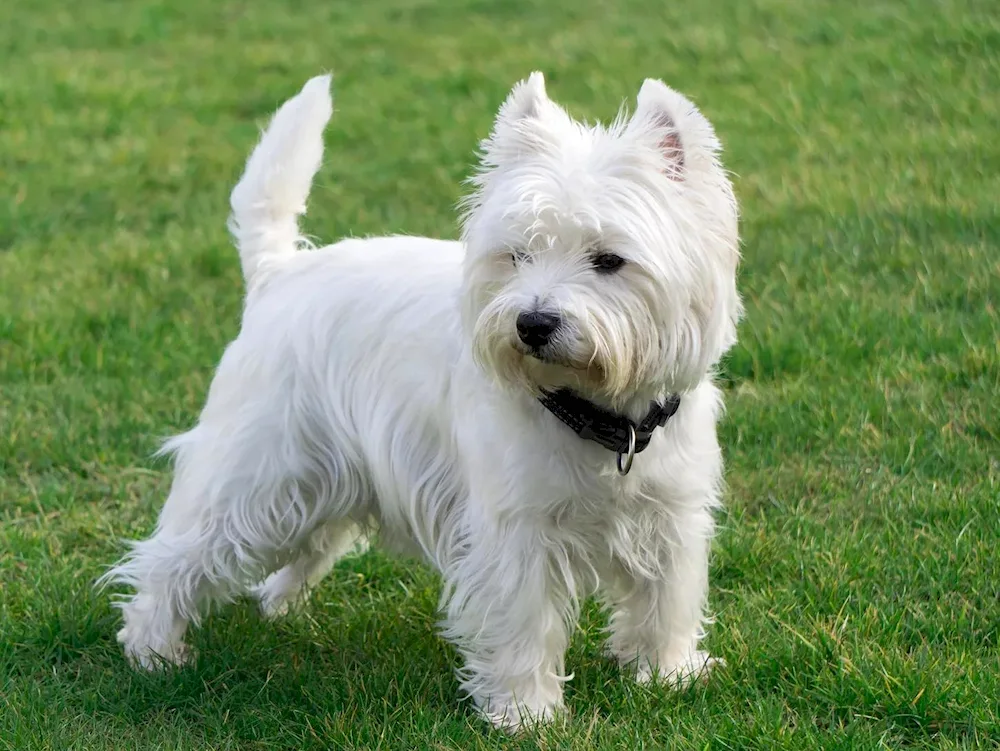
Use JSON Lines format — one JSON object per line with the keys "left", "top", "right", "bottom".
{"left": 100, "top": 72, "right": 742, "bottom": 731}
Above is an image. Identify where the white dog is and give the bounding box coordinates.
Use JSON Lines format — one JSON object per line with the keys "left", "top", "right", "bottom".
{"left": 102, "top": 72, "right": 742, "bottom": 730}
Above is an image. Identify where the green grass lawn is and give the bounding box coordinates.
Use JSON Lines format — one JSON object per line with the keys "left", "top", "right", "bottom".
{"left": 2, "top": 0, "right": 998, "bottom": 747}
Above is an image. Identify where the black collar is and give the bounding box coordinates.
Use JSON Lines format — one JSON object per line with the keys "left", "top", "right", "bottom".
{"left": 538, "top": 389, "right": 681, "bottom": 457}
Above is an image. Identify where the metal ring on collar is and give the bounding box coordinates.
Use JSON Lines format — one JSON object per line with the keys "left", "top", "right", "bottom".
{"left": 616, "top": 424, "right": 636, "bottom": 476}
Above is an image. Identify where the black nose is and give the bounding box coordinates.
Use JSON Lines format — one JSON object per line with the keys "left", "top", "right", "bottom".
{"left": 516, "top": 310, "right": 561, "bottom": 349}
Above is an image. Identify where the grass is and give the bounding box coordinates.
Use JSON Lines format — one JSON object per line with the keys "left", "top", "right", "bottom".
{"left": 1, "top": 0, "right": 998, "bottom": 747}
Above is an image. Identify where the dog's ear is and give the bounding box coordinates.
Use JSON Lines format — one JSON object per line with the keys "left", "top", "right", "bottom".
{"left": 631, "top": 79, "right": 717, "bottom": 181}
{"left": 498, "top": 71, "right": 548, "bottom": 123}
{"left": 479, "top": 72, "right": 557, "bottom": 162}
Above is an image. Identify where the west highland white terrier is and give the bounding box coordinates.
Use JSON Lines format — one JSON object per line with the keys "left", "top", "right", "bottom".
{"left": 102, "top": 72, "right": 742, "bottom": 730}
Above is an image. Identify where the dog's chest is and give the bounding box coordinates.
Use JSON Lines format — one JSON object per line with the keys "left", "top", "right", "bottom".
{"left": 547, "top": 472, "right": 653, "bottom": 535}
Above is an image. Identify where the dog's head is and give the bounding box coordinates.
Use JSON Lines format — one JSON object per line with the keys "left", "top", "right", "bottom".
{"left": 461, "top": 73, "right": 741, "bottom": 408}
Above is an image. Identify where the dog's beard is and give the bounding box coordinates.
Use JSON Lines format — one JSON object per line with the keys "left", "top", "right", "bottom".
{"left": 470, "top": 298, "right": 662, "bottom": 405}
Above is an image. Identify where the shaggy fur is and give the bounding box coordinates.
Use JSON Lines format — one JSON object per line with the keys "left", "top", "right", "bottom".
{"left": 100, "top": 72, "right": 742, "bottom": 730}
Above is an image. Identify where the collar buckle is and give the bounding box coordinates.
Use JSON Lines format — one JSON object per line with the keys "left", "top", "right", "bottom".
{"left": 616, "top": 424, "right": 637, "bottom": 475}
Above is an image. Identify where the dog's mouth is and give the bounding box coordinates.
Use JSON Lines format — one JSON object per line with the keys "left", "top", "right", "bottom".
{"left": 515, "top": 342, "right": 570, "bottom": 367}
{"left": 514, "top": 343, "right": 607, "bottom": 389}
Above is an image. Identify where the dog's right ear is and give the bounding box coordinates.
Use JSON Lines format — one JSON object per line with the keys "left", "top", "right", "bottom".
{"left": 497, "top": 72, "right": 548, "bottom": 123}
{"left": 477, "top": 72, "right": 556, "bottom": 164}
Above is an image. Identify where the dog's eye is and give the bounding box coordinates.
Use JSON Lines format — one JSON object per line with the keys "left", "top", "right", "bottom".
{"left": 510, "top": 249, "right": 527, "bottom": 267}
{"left": 592, "top": 252, "right": 626, "bottom": 274}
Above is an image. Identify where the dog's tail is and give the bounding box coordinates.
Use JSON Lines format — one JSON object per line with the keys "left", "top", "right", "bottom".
{"left": 228, "top": 75, "right": 333, "bottom": 287}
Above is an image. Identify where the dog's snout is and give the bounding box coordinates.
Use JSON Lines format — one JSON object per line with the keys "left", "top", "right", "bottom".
{"left": 516, "top": 310, "right": 561, "bottom": 349}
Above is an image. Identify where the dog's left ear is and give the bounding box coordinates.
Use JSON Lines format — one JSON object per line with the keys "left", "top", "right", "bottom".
{"left": 631, "top": 79, "right": 718, "bottom": 181}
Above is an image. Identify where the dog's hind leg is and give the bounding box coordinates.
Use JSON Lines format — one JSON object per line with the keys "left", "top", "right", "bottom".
{"left": 100, "top": 419, "right": 337, "bottom": 670}
{"left": 252, "top": 518, "right": 369, "bottom": 619}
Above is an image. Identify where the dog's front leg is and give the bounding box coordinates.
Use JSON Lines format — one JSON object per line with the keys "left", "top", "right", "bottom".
{"left": 602, "top": 504, "right": 722, "bottom": 687}
{"left": 441, "top": 520, "right": 574, "bottom": 732}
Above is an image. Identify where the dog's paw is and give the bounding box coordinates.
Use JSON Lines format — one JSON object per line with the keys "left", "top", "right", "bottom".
{"left": 251, "top": 567, "right": 304, "bottom": 620}
{"left": 119, "top": 628, "right": 193, "bottom": 671}
{"left": 477, "top": 698, "right": 562, "bottom": 734}
{"left": 252, "top": 582, "right": 292, "bottom": 620}
{"left": 637, "top": 650, "right": 724, "bottom": 688}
